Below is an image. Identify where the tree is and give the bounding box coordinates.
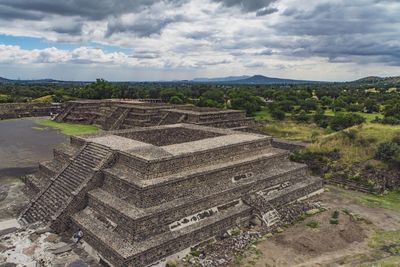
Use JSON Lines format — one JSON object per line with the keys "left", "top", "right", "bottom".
{"left": 294, "top": 110, "right": 309, "bottom": 123}
{"left": 364, "top": 99, "right": 379, "bottom": 113}
{"left": 169, "top": 96, "right": 183, "bottom": 104}
{"left": 321, "top": 96, "right": 333, "bottom": 107}
{"left": 160, "top": 88, "right": 184, "bottom": 102}
{"left": 313, "top": 108, "right": 329, "bottom": 128}
{"left": 230, "top": 91, "right": 262, "bottom": 115}
{"left": 299, "top": 98, "right": 318, "bottom": 112}
{"left": 278, "top": 100, "right": 295, "bottom": 112}
{"left": 329, "top": 113, "right": 366, "bottom": 131}
{"left": 197, "top": 89, "right": 225, "bottom": 108}
{"left": 271, "top": 108, "right": 285, "bottom": 121}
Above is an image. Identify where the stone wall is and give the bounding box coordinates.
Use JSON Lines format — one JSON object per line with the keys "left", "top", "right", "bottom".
{"left": 115, "top": 138, "right": 273, "bottom": 179}
{"left": 0, "top": 103, "right": 61, "bottom": 119}
{"left": 103, "top": 151, "right": 293, "bottom": 208}
{"left": 97, "top": 167, "right": 307, "bottom": 240}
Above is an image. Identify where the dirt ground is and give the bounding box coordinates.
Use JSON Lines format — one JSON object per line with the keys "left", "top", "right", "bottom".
{"left": 234, "top": 186, "right": 400, "bottom": 267}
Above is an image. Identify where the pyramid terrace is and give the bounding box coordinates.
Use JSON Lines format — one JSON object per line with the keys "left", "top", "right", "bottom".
{"left": 20, "top": 121, "right": 322, "bottom": 267}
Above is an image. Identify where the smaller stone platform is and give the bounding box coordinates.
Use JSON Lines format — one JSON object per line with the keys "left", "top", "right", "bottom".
{"left": 53, "top": 100, "right": 257, "bottom": 132}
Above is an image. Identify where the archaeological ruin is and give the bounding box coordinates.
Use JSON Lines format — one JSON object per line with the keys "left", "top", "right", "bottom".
{"left": 19, "top": 100, "right": 323, "bottom": 267}
{"left": 53, "top": 99, "right": 257, "bottom": 132}
{"left": 0, "top": 102, "right": 61, "bottom": 120}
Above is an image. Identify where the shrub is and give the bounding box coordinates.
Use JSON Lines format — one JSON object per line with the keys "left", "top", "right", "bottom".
{"left": 330, "top": 218, "right": 339, "bottom": 225}
{"left": 332, "top": 210, "right": 340, "bottom": 219}
{"left": 166, "top": 259, "right": 178, "bottom": 267}
{"left": 271, "top": 108, "right": 286, "bottom": 121}
{"left": 294, "top": 110, "right": 309, "bottom": 123}
{"left": 306, "top": 221, "right": 319, "bottom": 228}
{"left": 169, "top": 96, "right": 183, "bottom": 104}
{"left": 375, "top": 141, "right": 400, "bottom": 168}
{"left": 329, "top": 113, "right": 366, "bottom": 131}
{"left": 314, "top": 109, "right": 329, "bottom": 128}
{"left": 381, "top": 116, "right": 400, "bottom": 125}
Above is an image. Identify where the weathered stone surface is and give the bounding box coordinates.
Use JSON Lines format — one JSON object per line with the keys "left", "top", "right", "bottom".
{"left": 0, "top": 103, "right": 61, "bottom": 120}
{"left": 50, "top": 244, "right": 73, "bottom": 255}
{"left": 19, "top": 119, "right": 323, "bottom": 267}
{"left": 66, "top": 259, "right": 88, "bottom": 267}
{"left": 44, "top": 233, "right": 59, "bottom": 243}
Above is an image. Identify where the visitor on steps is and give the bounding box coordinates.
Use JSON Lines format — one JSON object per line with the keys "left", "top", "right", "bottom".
{"left": 73, "top": 229, "right": 84, "bottom": 244}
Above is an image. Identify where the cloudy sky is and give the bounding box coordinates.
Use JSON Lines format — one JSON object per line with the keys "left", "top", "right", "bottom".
{"left": 0, "top": 0, "right": 399, "bottom": 81}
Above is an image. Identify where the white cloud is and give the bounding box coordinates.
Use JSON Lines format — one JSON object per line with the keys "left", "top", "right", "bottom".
{"left": 0, "top": 0, "right": 399, "bottom": 80}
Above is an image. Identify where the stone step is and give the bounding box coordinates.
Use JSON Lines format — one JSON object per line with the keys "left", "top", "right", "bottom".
{"left": 84, "top": 149, "right": 110, "bottom": 158}
{"left": 20, "top": 143, "right": 110, "bottom": 225}
{"left": 72, "top": 202, "right": 251, "bottom": 267}
{"left": 63, "top": 166, "right": 91, "bottom": 178}
{"left": 92, "top": 161, "right": 308, "bottom": 238}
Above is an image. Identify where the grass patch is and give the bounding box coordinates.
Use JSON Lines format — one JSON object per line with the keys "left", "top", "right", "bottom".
{"left": 369, "top": 230, "right": 400, "bottom": 248}
{"left": 261, "top": 121, "right": 331, "bottom": 142}
{"left": 358, "top": 256, "right": 400, "bottom": 267}
{"left": 254, "top": 108, "right": 272, "bottom": 121}
{"left": 308, "top": 123, "right": 400, "bottom": 164}
{"left": 37, "top": 119, "right": 99, "bottom": 136}
{"left": 340, "top": 190, "right": 400, "bottom": 210}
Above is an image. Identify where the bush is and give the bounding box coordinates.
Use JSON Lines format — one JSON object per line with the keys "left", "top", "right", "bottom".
{"left": 166, "top": 259, "right": 178, "bottom": 267}
{"left": 329, "top": 113, "right": 366, "bottom": 131}
{"left": 381, "top": 116, "right": 400, "bottom": 125}
{"left": 314, "top": 109, "right": 329, "bottom": 128}
{"left": 306, "top": 221, "right": 319, "bottom": 229}
{"left": 271, "top": 108, "right": 286, "bottom": 121}
{"left": 332, "top": 210, "right": 340, "bottom": 219}
{"left": 375, "top": 141, "right": 400, "bottom": 168}
{"left": 169, "top": 96, "right": 183, "bottom": 104}
{"left": 294, "top": 110, "right": 309, "bottom": 123}
{"left": 330, "top": 218, "right": 339, "bottom": 225}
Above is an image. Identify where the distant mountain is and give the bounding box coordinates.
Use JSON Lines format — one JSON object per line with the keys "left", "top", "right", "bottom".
{"left": 0, "top": 77, "right": 12, "bottom": 83}
{"left": 193, "top": 75, "right": 251, "bottom": 82}
{"left": 354, "top": 76, "right": 400, "bottom": 84}
{"left": 0, "top": 77, "right": 89, "bottom": 85}
{"left": 191, "top": 75, "right": 320, "bottom": 85}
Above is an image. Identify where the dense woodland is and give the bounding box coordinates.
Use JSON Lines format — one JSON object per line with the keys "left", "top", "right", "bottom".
{"left": 1, "top": 78, "right": 400, "bottom": 125}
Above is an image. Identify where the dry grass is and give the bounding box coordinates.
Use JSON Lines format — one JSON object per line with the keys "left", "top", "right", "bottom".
{"left": 262, "top": 121, "right": 331, "bottom": 142}
{"left": 308, "top": 123, "right": 400, "bottom": 164}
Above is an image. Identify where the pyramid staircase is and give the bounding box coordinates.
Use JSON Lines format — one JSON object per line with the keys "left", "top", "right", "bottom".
{"left": 19, "top": 143, "right": 113, "bottom": 230}
{"left": 53, "top": 103, "right": 76, "bottom": 122}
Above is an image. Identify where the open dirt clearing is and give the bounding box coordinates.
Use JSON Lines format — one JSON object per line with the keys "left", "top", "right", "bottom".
{"left": 233, "top": 186, "right": 400, "bottom": 267}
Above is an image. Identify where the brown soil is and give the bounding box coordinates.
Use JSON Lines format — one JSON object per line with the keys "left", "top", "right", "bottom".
{"left": 235, "top": 186, "right": 400, "bottom": 267}
{"left": 273, "top": 212, "right": 365, "bottom": 255}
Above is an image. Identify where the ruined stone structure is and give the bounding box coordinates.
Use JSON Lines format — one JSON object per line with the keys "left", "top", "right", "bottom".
{"left": 54, "top": 100, "right": 256, "bottom": 132}
{"left": 0, "top": 102, "right": 61, "bottom": 120}
{"left": 20, "top": 124, "right": 323, "bottom": 267}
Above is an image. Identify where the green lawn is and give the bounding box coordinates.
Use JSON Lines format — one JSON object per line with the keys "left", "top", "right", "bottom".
{"left": 36, "top": 119, "right": 100, "bottom": 136}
